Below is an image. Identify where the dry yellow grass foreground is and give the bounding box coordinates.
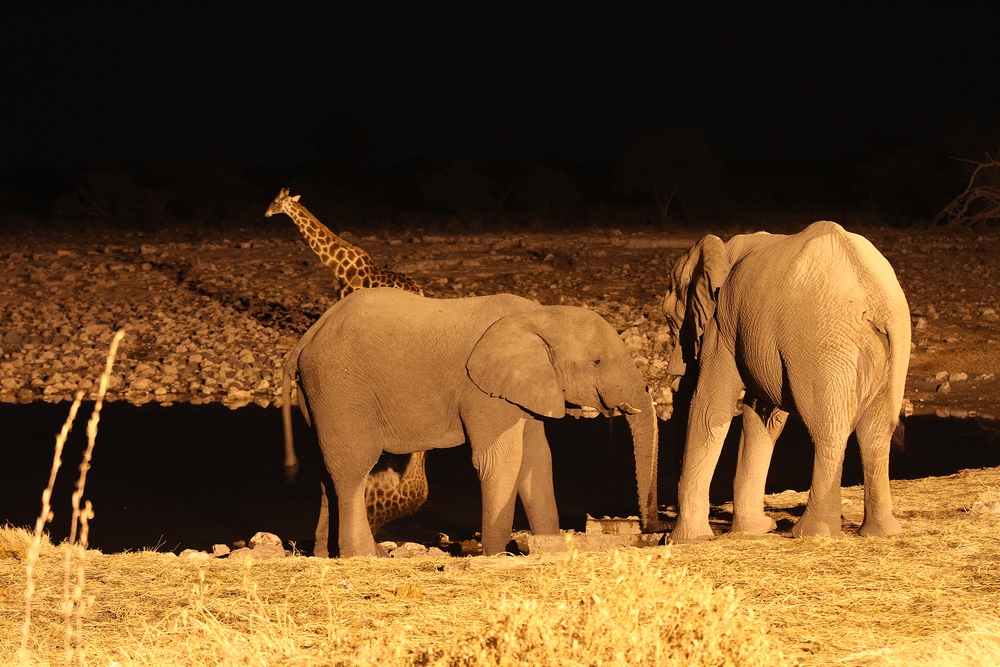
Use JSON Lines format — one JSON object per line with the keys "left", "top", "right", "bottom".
{"left": 2, "top": 463, "right": 1000, "bottom": 666}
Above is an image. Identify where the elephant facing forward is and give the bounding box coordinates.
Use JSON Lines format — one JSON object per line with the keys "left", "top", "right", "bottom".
{"left": 663, "top": 221, "right": 910, "bottom": 542}
{"left": 284, "top": 288, "right": 660, "bottom": 557}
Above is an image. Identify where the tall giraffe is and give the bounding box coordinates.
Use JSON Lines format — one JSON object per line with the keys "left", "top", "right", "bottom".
{"left": 265, "top": 188, "right": 428, "bottom": 556}
{"left": 264, "top": 188, "right": 422, "bottom": 298}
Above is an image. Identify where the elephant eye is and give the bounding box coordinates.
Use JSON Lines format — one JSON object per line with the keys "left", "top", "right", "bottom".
{"left": 593, "top": 358, "right": 602, "bottom": 367}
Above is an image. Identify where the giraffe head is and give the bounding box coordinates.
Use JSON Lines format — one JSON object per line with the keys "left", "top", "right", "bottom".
{"left": 264, "top": 188, "right": 300, "bottom": 217}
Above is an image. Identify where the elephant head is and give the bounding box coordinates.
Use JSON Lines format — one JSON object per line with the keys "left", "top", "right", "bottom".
{"left": 466, "top": 306, "right": 661, "bottom": 531}
{"left": 662, "top": 234, "right": 730, "bottom": 378}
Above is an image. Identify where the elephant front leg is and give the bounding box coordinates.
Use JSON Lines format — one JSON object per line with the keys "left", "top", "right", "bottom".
{"left": 516, "top": 418, "right": 559, "bottom": 535}
{"left": 670, "top": 328, "right": 742, "bottom": 544}
{"left": 730, "top": 402, "right": 786, "bottom": 535}
{"left": 468, "top": 413, "right": 527, "bottom": 556}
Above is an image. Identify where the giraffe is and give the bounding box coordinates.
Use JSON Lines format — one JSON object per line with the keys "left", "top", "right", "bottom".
{"left": 264, "top": 188, "right": 422, "bottom": 298}
{"left": 265, "top": 188, "right": 429, "bottom": 555}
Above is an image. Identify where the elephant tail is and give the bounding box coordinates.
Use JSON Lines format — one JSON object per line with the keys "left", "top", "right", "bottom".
{"left": 885, "top": 314, "right": 910, "bottom": 430}
{"left": 281, "top": 369, "right": 301, "bottom": 484}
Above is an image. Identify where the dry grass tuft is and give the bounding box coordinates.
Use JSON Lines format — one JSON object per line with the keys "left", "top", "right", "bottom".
{"left": 421, "top": 548, "right": 784, "bottom": 667}
{"left": 4, "top": 462, "right": 1000, "bottom": 666}
{"left": 2, "top": 541, "right": 783, "bottom": 667}
{"left": 0, "top": 525, "right": 51, "bottom": 561}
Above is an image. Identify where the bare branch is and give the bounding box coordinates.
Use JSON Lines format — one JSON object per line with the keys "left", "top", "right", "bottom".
{"left": 934, "top": 153, "right": 1000, "bottom": 227}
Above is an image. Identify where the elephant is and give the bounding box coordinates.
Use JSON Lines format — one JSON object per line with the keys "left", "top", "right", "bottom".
{"left": 283, "top": 287, "right": 661, "bottom": 557}
{"left": 662, "top": 220, "right": 910, "bottom": 543}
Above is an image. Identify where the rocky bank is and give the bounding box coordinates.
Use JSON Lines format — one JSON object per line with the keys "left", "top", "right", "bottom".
{"left": 1, "top": 225, "right": 998, "bottom": 419}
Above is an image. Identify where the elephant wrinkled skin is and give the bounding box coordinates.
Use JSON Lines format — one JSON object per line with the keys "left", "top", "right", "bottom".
{"left": 284, "top": 288, "right": 660, "bottom": 557}
{"left": 663, "top": 221, "right": 910, "bottom": 542}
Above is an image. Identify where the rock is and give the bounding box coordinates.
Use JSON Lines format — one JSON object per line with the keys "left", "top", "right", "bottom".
{"left": 227, "top": 547, "right": 254, "bottom": 561}
{"left": 229, "top": 543, "right": 285, "bottom": 560}
{"left": 936, "top": 381, "right": 951, "bottom": 394}
{"left": 983, "top": 308, "right": 999, "bottom": 322}
{"left": 949, "top": 372, "right": 968, "bottom": 382}
{"left": 970, "top": 500, "right": 1000, "bottom": 514}
{"left": 251, "top": 543, "right": 286, "bottom": 559}
{"left": 935, "top": 371, "right": 950, "bottom": 381}
{"left": 913, "top": 317, "right": 928, "bottom": 331}
{"left": 212, "top": 544, "right": 231, "bottom": 557}
{"left": 389, "top": 542, "right": 428, "bottom": 558}
{"left": 179, "top": 549, "right": 211, "bottom": 560}
{"left": 900, "top": 398, "right": 914, "bottom": 417}
{"left": 249, "top": 531, "right": 282, "bottom": 548}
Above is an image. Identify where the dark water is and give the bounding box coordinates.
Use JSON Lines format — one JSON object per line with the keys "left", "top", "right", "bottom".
{"left": 1, "top": 401, "right": 998, "bottom": 555}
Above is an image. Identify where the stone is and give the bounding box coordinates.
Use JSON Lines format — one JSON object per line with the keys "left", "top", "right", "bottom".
{"left": 949, "top": 372, "right": 968, "bottom": 382}
{"left": 251, "top": 543, "right": 286, "bottom": 559}
{"left": 212, "top": 544, "right": 231, "bottom": 557}
{"left": 970, "top": 500, "right": 1000, "bottom": 514}
{"left": 585, "top": 515, "right": 641, "bottom": 535}
{"left": 249, "top": 531, "right": 282, "bottom": 548}
{"left": 179, "top": 549, "right": 211, "bottom": 560}
{"left": 936, "top": 381, "right": 951, "bottom": 394}
{"left": 389, "top": 542, "right": 428, "bottom": 558}
{"left": 227, "top": 547, "right": 254, "bottom": 561}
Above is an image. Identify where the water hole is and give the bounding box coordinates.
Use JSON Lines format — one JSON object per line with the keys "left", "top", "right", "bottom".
{"left": 1, "top": 402, "right": 997, "bottom": 555}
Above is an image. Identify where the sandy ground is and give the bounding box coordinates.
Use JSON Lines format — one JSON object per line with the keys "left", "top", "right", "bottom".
{"left": 1, "top": 224, "right": 998, "bottom": 419}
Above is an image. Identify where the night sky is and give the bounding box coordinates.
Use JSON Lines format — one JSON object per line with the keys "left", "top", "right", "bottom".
{"left": 2, "top": 4, "right": 998, "bottom": 169}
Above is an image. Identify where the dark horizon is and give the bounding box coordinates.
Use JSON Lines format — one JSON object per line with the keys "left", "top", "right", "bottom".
{"left": 2, "top": 5, "right": 999, "bottom": 170}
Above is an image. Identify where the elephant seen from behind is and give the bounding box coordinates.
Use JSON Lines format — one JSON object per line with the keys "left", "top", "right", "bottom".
{"left": 284, "top": 288, "right": 661, "bottom": 557}
{"left": 663, "top": 221, "right": 910, "bottom": 542}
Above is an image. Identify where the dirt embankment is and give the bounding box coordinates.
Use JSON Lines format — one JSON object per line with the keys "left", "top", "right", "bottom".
{"left": 1, "top": 225, "right": 998, "bottom": 418}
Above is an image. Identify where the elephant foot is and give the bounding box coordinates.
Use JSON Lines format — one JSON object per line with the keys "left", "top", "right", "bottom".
{"left": 859, "top": 514, "right": 902, "bottom": 537}
{"left": 730, "top": 513, "right": 777, "bottom": 536}
{"left": 791, "top": 512, "right": 841, "bottom": 538}
{"left": 668, "top": 519, "right": 715, "bottom": 544}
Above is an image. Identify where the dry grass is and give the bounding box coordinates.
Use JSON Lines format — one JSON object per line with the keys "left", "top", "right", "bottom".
{"left": 3, "top": 466, "right": 999, "bottom": 666}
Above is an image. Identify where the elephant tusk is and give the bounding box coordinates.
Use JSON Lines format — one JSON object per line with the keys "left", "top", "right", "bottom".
{"left": 616, "top": 402, "right": 641, "bottom": 415}
{"left": 579, "top": 406, "right": 600, "bottom": 418}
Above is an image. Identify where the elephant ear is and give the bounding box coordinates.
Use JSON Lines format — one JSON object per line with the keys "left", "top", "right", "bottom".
{"left": 467, "top": 313, "right": 566, "bottom": 418}
{"left": 666, "top": 234, "right": 730, "bottom": 375}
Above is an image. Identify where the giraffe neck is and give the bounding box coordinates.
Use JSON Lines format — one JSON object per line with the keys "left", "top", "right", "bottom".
{"left": 282, "top": 201, "right": 362, "bottom": 277}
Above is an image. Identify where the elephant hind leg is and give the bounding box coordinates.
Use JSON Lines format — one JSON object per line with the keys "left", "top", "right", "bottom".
{"left": 730, "top": 401, "right": 786, "bottom": 535}
{"left": 855, "top": 401, "right": 902, "bottom": 537}
{"left": 792, "top": 391, "right": 855, "bottom": 538}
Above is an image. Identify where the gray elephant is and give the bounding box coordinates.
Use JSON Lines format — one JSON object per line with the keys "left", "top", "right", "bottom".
{"left": 663, "top": 221, "right": 910, "bottom": 542}
{"left": 284, "top": 287, "right": 660, "bottom": 557}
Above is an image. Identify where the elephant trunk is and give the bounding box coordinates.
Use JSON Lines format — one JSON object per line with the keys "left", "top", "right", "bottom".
{"left": 621, "top": 387, "right": 661, "bottom": 532}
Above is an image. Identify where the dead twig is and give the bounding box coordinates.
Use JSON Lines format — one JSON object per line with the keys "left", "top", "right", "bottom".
{"left": 934, "top": 153, "right": 1000, "bottom": 228}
